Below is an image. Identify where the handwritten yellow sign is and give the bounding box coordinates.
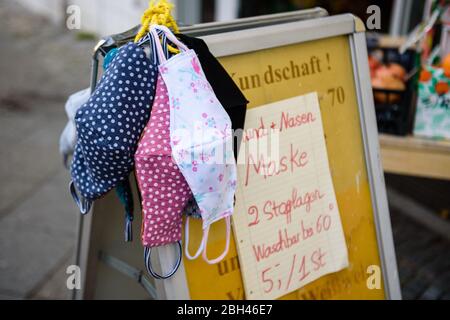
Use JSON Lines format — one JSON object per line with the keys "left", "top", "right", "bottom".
{"left": 233, "top": 92, "right": 349, "bottom": 300}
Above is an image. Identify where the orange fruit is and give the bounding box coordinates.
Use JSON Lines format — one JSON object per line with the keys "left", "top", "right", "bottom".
{"left": 419, "top": 69, "right": 432, "bottom": 82}
{"left": 442, "top": 53, "right": 450, "bottom": 71}
{"left": 375, "top": 65, "right": 392, "bottom": 79}
{"left": 372, "top": 76, "right": 405, "bottom": 103}
{"left": 444, "top": 66, "right": 450, "bottom": 78}
{"left": 435, "top": 81, "right": 449, "bottom": 95}
{"left": 388, "top": 63, "right": 406, "bottom": 80}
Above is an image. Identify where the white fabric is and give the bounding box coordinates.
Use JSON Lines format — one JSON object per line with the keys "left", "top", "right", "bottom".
{"left": 59, "top": 88, "right": 90, "bottom": 165}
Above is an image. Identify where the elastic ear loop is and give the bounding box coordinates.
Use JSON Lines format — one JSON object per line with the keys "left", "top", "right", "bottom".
{"left": 184, "top": 216, "right": 205, "bottom": 260}
{"left": 150, "top": 24, "right": 189, "bottom": 52}
{"left": 202, "top": 216, "right": 231, "bottom": 264}
{"left": 69, "top": 180, "right": 92, "bottom": 215}
{"left": 142, "top": 30, "right": 169, "bottom": 63}
{"left": 149, "top": 26, "right": 188, "bottom": 63}
{"left": 144, "top": 241, "right": 182, "bottom": 279}
{"left": 149, "top": 28, "right": 169, "bottom": 63}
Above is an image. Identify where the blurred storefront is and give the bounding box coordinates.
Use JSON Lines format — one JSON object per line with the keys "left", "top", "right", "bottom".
{"left": 17, "top": 1, "right": 424, "bottom": 36}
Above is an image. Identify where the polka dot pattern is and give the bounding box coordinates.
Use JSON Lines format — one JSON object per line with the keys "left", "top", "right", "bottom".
{"left": 71, "top": 43, "right": 158, "bottom": 200}
{"left": 135, "top": 75, "right": 192, "bottom": 247}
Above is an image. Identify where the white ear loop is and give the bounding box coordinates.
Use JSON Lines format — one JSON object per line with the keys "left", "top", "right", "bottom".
{"left": 184, "top": 216, "right": 232, "bottom": 264}
{"left": 201, "top": 216, "right": 231, "bottom": 264}
{"left": 184, "top": 216, "right": 205, "bottom": 260}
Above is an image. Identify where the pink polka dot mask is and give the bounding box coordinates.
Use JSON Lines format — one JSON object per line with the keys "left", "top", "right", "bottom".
{"left": 135, "top": 75, "right": 192, "bottom": 249}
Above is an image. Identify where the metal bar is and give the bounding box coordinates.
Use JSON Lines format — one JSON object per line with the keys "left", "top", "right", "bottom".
{"left": 349, "top": 32, "right": 402, "bottom": 300}
{"left": 390, "top": 0, "right": 405, "bottom": 36}
{"left": 98, "top": 251, "right": 157, "bottom": 299}
{"left": 73, "top": 38, "right": 107, "bottom": 300}
{"left": 401, "top": 0, "right": 413, "bottom": 35}
{"left": 202, "top": 14, "right": 356, "bottom": 57}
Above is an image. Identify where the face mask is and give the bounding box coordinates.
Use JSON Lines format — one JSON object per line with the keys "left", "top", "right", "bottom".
{"left": 70, "top": 42, "right": 159, "bottom": 236}
{"left": 135, "top": 74, "right": 191, "bottom": 277}
{"left": 60, "top": 47, "right": 125, "bottom": 168}
{"left": 150, "top": 25, "right": 237, "bottom": 264}
{"left": 103, "top": 48, "right": 119, "bottom": 70}
{"left": 136, "top": 73, "right": 193, "bottom": 246}
{"left": 176, "top": 33, "right": 248, "bottom": 153}
{"left": 59, "top": 88, "right": 91, "bottom": 168}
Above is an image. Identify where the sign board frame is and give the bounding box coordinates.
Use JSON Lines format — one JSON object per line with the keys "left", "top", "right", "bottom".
{"left": 74, "top": 12, "right": 401, "bottom": 300}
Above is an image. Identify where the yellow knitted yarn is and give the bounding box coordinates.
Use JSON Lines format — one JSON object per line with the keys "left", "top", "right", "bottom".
{"left": 134, "top": 0, "right": 180, "bottom": 53}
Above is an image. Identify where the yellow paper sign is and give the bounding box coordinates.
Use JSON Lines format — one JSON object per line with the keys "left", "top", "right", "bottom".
{"left": 233, "top": 92, "right": 349, "bottom": 300}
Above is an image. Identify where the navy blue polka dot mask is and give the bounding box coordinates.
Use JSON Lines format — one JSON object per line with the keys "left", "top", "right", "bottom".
{"left": 70, "top": 42, "right": 158, "bottom": 209}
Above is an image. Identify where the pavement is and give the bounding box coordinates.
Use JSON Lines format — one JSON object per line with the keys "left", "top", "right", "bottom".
{"left": 390, "top": 206, "right": 450, "bottom": 299}
{"left": 386, "top": 174, "right": 450, "bottom": 300}
{"left": 0, "top": 1, "right": 449, "bottom": 300}
{"left": 0, "top": 1, "right": 95, "bottom": 299}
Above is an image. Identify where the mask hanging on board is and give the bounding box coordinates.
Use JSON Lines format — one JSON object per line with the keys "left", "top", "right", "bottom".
{"left": 135, "top": 33, "right": 189, "bottom": 278}
{"left": 150, "top": 25, "right": 237, "bottom": 264}
{"left": 70, "top": 41, "right": 159, "bottom": 240}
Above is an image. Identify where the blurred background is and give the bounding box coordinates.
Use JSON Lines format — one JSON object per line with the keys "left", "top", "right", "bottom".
{"left": 0, "top": 0, "right": 449, "bottom": 300}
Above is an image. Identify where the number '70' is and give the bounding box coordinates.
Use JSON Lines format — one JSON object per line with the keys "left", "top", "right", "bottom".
{"left": 327, "top": 87, "right": 345, "bottom": 106}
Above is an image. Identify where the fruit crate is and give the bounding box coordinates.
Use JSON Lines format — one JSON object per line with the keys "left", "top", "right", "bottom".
{"left": 368, "top": 46, "right": 418, "bottom": 136}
